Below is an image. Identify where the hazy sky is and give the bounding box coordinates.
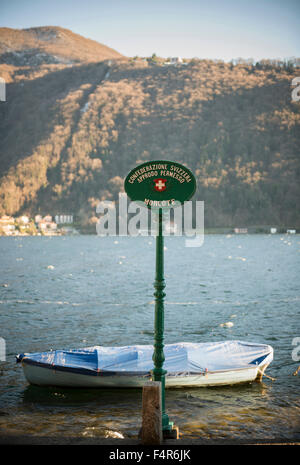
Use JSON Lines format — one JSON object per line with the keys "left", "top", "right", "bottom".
{"left": 1, "top": 0, "right": 299, "bottom": 60}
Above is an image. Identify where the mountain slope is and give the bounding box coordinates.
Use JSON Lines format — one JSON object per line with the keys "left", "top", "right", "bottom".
{"left": 0, "top": 28, "right": 299, "bottom": 229}
{"left": 0, "top": 26, "right": 122, "bottom": 66}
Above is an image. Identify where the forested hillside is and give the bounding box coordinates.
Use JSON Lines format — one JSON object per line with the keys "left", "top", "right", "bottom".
{"left": 0, "top": 27, "right": 299, "bottom": 230}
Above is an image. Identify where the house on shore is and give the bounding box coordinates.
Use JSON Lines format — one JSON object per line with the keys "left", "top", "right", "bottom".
{"left": 55, "top": 214, "right": 73, "bottom": 224}
{"left": 234, "top": 228, "right": 248, "bottom": 234}
{"left": 0, "top": 216, "right": 15, "bottom": 235}
{"left": 35, "top": 215, "right": 57, "bottom": 234}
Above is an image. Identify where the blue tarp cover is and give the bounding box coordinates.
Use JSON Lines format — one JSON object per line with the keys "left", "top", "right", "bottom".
{"left": 19, "top": 341, "right": 273, "bottom": 375}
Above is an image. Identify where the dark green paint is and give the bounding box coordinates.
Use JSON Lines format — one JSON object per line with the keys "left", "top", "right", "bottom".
{"left": 152, "top": 208, "right": 172, "bottom": 432}
{"left": 124, "top": 160, "right": 196, "bottom": 433}
{"left": 124, "top": 160, "right": 196, "bottom": 209}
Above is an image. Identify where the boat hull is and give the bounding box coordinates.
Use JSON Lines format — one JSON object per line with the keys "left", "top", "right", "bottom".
{"left": 21, "top": 360, "right": 267, "bottom": 388}
{"left": 18, "top": 341, "right": 273, "bottom": 388}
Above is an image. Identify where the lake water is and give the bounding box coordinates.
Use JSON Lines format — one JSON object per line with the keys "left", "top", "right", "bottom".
{"left": 0, "top": 234, "right": 299, "bottom": 442}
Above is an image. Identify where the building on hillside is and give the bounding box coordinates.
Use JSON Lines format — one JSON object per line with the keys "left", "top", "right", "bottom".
{"left": 55, "top": 214, "right": 73, "bottom": 224}
{"left": 35, "top": 215, "right": 42, "bottom": 224}
{"left": 35, "top": 214, "right": 57, "bottom": 234}
{"left": 234, "top": 228, "right": 248, "bottom": 234}
{"left": 270, "top": 228, "right": 277, "bottom": 234}
{"left": 1, "top": 224, "right": 15, "bottom": 235}
{"left": 170, "top": 57, "right": 183, "bottom": 65}
{"left": 17, "top": 215, "right": 29, "bottom": 224}
{"left": 0, "top": 215, "right": 14, "bottom": 224}
{"left": 38, "top": 220, "right": 57, "bottom": 232}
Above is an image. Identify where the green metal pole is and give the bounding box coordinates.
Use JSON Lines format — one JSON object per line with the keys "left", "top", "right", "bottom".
{"left": 152, "top": 208, "right": 173, "bottom": 432}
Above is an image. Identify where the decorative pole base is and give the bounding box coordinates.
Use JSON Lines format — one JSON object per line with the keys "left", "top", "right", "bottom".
{"left": 151, "top": 372, "right": 174, "bottom": 434}
{"left": 163, "top": 425, "right": 179, "bottom": 440}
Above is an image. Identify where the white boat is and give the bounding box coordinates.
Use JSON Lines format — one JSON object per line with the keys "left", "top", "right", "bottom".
{"left": 16, "top": 341, "right": 273, "bottom": 388}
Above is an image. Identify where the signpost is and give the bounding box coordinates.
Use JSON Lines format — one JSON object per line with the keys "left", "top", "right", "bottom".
{"left": 124, "top": 160, "right": 196, "bottom": 438}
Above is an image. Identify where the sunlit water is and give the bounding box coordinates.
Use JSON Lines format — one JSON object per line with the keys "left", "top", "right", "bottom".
{"left": 0, "top": 234, "right": 299, "bottom": 441}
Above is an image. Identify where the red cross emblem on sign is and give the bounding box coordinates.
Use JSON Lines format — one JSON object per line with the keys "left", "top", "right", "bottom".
{"left": 154, "top": 178, "right": 167, "bottom": 192}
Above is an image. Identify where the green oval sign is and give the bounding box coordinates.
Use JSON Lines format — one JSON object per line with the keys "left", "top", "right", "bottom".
{"left": 124, "top": 160, "right": 196, "bottom": 209}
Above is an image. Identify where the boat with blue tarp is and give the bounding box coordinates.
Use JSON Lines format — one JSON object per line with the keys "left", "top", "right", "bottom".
{"left": 17, "top": 340, "right": 273, "bottom": 388}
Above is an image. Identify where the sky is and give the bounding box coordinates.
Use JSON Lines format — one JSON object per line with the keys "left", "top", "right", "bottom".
{"left": 1, "top": 0, "right": 300, "bottom": 61}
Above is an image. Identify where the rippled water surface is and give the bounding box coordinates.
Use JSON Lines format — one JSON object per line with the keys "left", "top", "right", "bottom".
{"left": 0, "top": 234, "right": 299, "bottom": 441}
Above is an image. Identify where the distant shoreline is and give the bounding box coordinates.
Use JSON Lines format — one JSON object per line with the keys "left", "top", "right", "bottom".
{"left": 0, "top": 434, "right": 299, "bottom": 446}
{"left": 0, "top": 229, "right": 298, "bottom": 237}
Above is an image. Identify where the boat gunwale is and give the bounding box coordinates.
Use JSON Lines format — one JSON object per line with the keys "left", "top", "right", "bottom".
{"left": 20, "top": 356, "right": 265, "bottom": 378}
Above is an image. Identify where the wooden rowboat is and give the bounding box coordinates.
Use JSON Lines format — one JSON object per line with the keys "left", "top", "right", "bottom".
{"left": 17, "top": 340, "right": 273, "bottom": 388}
